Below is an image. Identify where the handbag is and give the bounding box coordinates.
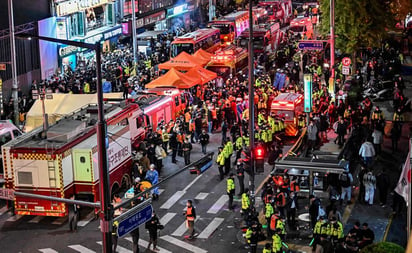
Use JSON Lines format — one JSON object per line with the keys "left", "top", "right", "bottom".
{"left": 157, "top": 224, "right": 164, "bottom": 230}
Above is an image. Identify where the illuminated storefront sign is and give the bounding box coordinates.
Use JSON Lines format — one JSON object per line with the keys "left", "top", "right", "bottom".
{"left": 55, "top": 0, "right": 112, "bottom": 16}
{"left": 56, "top": 17, "right": 68, "bottom": 40}
{"left": 303, "top": 74, "right": 312, "bottom": 112}
{"left": 59, "top": 45, "right": 79, "bottom": 58}
{"left": 83, "top": 26, "right": 122, "bottom": 44}
{"left": 167, "top": 4, "right": 188, "bottom": 18}
{"left": 136, "top": 11, "right": 166, "bottom": 28}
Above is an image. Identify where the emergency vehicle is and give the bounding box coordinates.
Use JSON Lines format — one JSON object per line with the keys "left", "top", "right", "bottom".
{"left": 2, "top": 101, "right": 150, "bottom": 217}
{"left": 258, "top": 0, "right": 293, "bottom": 25}
{"left": 0, "top": 121, "right": 22, "bottom": 185}
{"left": 239, "top": 22, "right": 282, "bottom": 55}
{"left": 271, "top": 93, "right": 303, "bottom": 136}
{"left": 170, "top": 28, "right": 221, "bottom": 57}
{"left": 252, "top": 7, "right": 269, "bottom": 24}
{"left": 206, "top": 45, "right": 248, "bottom": 80}
{"left": 290, "top": 16, "right": 313, "bottom": 39}
{"left": 209, "top": 11, "right": 251, "bottom": 45}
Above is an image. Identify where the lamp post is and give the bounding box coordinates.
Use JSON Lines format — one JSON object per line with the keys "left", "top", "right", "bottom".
{"left": 247, "top": 0, "right": 255, "bottom": 205}
{"left": 131, "top": 0, "right": 138, "bottom": 65}
{"left": 17, "top": 34, "right": 112, "bottom": 253}
{"left": 7, "top": 0, "right": 19, "bottom": 125}
{"left": 330, "top": 0, "right": 335, "bottom": 95}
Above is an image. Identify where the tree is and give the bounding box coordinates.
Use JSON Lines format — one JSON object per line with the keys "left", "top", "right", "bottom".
{"left": 360, "top": 242, "right": 405, "bottom": 253}
{"left": 318, "top": 0, "right": 396, "bottom": 70}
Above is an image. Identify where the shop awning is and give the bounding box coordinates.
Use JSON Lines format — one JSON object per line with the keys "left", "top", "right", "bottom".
{"left": 158, "top": 51, "right": 204, "bottom": 71}
{"left": 185, "top": 66, "right": 217, "bottom": 85}
{"left": 145, "top": 68, "right": 201, "bottom": 89}
{"left": 192, "top": 49, "right": 213, "bottom": 66}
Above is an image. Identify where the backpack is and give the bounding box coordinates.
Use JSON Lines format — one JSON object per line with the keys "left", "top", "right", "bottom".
{"left": 339, "top": 172, "right": 351, "bottom": 187}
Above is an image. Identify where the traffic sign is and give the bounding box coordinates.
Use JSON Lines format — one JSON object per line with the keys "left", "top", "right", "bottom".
{"left": 303, "top": 74, "right": 312, "bottom": 112}
{"left": 342, "top": 57, "right": 351, "bottom": 66}
{"left": 298, "top": 40, "right": 324, "bottom": 50}
{"left": 342, "top": 66, "right": 350, "bottom": 75}
{"left": 0, "top": 64, "right": 6, "bottom": 71}
{"left": 115, "top": 201, "right": 153, "bottom": 238}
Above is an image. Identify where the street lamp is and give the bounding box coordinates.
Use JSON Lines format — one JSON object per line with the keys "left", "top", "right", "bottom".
{"left": 8, "top": 0, "right": 20, "bottom": 125}
{"left": 329, "top": 0, "right": 335, "bottom": 95}
{"left": 17, "top": 34, "right": 113, "bottom": 253}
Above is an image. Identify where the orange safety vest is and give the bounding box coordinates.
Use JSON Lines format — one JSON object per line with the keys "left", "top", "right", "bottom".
{"left": 211, "top": 109, "right": 217, "bottom": 119}
{"left": 189, "top": 122, "right": 195, "bottom": 132}
{"left": 186, "top": 206, "right": 195, "bottom": 221}
{"left": 276, "top": 192, "right": 286, "bottom": 207}
{"left": 290, "top": 181, "right": 300, "bottom": 192}
{"left": 177, "top": 133, "right": 184, "bottom": 143}
{"left": 270, "top": 214, "right": 280, "bottom": 231}
{"left": 185, "top": 112, "right": 191, "bottom": 123}
{"left": 264, "top": 193, "right": 273, "bottom": 204}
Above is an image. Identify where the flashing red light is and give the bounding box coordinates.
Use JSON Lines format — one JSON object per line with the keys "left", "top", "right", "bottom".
{"left": 255, "top": 146, "right": 264, "bottom": 159}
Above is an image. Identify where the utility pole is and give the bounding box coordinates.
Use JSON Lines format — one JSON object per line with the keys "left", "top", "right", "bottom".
{"left": 131, "top": 0, "right": 138, "bottom": 65}
{"left": 247, "top": 0, "right": 255, "bottom": 205}
{"left": 8, "top": 0, "right": 19, "bottom": 125}
{"left": 329, "top": 0, "right": 335, "bottom": 95}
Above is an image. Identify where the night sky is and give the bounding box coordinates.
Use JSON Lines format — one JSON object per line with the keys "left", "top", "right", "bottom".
{"left": 0, "top": 0, "right": 51, "bottom": 30}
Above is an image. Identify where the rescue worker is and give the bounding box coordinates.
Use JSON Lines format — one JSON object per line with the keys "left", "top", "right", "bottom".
{"left": 183, "top": 200, "right": 196, "bottom": 239}
{"left": 235, "top": 134, "right": 243, "bottom": 161}
{"left": 275, "top": 216, "right": 286, "bottom": 240}
{"left": 245, "top": 223, "right": 258, "bottom": 253}
{"left": 241, "top": 188, "right": 251, "bottom": 215}
{"left": 265, "top": 202, "right": 274, "bottom": 236}
{"left": 236, "top": 159, "right": 245, "bottom": 196}
{"left": 227, "top": 173, "right": 235, "bottom": 210}
{"left": 223, "top": 139, "right": 233, "bottom": 175}
{"left": 312, "top": 216, "right": 327, "bottom": 250}
{"left": 327, "top": 216, "right": 343, "bottom": 245}
{"left": 272, "top": 228, "right": 283, "bottom": 253}
{"left": 269, "top": 211, "right": 280, "bottom": 236}
{"left": 216, "top": 147, "right": 225, "bottom": 181}
{"left": 297, "top": 113, "right": 306, "bottom": 128}
{"left": 275, "top": 190, "right": 287, "bottom": 217}
{"left": 263, "top": 243, "right": 272, "bottom": 253}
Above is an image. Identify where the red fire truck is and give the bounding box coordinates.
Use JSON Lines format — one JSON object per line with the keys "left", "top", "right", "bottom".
{"left": 290, "top": 16, "right": 314, "bottom": 39}
{"left": 209, "top": 11, "right": 251, "bottom": 45}
{"left": 271, "top": 93, "right": 303, "bottom": 136}
{"left": 206, "top": 45, "right": 248, "bottom": 80}
{"left": 239, "top": 22, "right": 283, "bottom": 55}
{"left": 258, "top": 0, "right": 293, "bottom": 26}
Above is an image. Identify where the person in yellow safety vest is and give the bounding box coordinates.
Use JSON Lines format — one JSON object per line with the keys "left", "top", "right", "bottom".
{"left": 255, "top": 78, "right": 262, "bottom": 88}
{"left": 242, "top": 108, "right": 249, "bottom": 121}
{"left": 216, "top": 147, "right": 225, "bottom": 181}
{"left": 83, "top": 81, "right": 90, "bottom": 94}
{"left": 258, "top": 112, "right": 266, "bottom": 126}
{"left": 265, "top": 202, "right": 274, "bottom": 235}
{"left": 261, "top": 128, "right": 268, "bottom": 144}
{"left": 145, "top": 60, "right": 151, "bottom": 68}
{"left": 327, "top": 216, "right": 343, "bottom": 242}
{"left": 267, "top": 127, "right": 273, "bottom": 144}
{"left": 272, "top": 228, "right": 283, "bottom": 253}
{"left": 297, "top": 114, "right": 305, "bottom": 128}
{"left": 312, "top": 216, "right": 327, "bottom": 250}
{"left": 393, "top": 108, "right": 404, "bottom": 122}
{"left": 124, "top": 65, "right": 130, "bottom": 78}
{"left": 241, "top": 188, "right": 250, "bottom": 214}
{"left": 235, "top": 135, "right": 243, "bottom": 160}
{"left": 223, "top": 140, "right": 233, "bottom": 175}
{"left": 263, "top": 243, "right": 272, "bottom": 253}
{"left": 255, "top": 129, "right": 261, "bottom": 142}
{"left": 371, "top": 106, "right": 383, "bottom": 121}
{"left": 162, "top": 128, "right": 169, "bottom": 153}
{"left": 227, "top": 173, "right": 235, "bottom": 210}
{"left": 275, "top": 217, "right": 286, "bottom": 240}
{"left": 243, "top": 135, "right": 250, "bottom": 147}
{"left": 268, "top": 114, "right": 275, "bottom": 129}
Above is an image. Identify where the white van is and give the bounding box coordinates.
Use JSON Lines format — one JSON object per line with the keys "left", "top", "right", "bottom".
{"left": 0, "top": 120, "right": 22, "bottom": 185}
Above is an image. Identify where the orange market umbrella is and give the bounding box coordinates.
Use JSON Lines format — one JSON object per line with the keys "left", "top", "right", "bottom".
{"left": 145, "top": 68, "right": 201, "bottom": 89}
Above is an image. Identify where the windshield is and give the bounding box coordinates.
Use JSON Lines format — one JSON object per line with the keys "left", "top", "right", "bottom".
{"left": 273, "top": 110, "right": 294, "bottom": 121}
{"left": 171, "top": 43, "right": 194, "bottom": 57}
{"left": 239, "top": 37, "right": 265, "bottom": 50}
{"left": 290, "top": 26, "right": 305, "bottom": 33}
{"left": 211, "top": 24, "right": 231, "bottom": 35}
{"left": 0, "top": 132, "right": 12, "bottom": 148}
{"left": 206, "top": 66, "right": 231, "bottom": 79}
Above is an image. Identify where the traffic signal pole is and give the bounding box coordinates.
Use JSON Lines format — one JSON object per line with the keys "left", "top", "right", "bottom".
{"left": 247, "top": 0, "right": 255, "bottom": 205}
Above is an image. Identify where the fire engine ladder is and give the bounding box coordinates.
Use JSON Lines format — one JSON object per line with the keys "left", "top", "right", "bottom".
{"left": 47, "top": 159, "right": 58, "bottom": 206}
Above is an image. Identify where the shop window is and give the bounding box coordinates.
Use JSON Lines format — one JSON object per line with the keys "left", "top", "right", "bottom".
{"left": 69, "top": 12, "right": 86, "bottom": 38}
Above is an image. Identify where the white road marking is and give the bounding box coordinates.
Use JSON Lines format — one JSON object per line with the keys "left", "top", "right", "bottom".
{"left": 183, "top": 174, "right": 203, "bottom": 191}
{"left": 0, "top": 206, "right": 9, "bottom": 216}
{"left": 160, "top": 191, "right": 185, "bottom": 209}
{"left": 38, "top": 249, "right": 58, "bottom": 253}
{"left": 51, "top": 217, "right": 67, "bottom": 225}
{"left": 158, "top": 189, "right": 165, "bottom": 195}
{"left": 6, "top": 214, "right": 22, "bottom": 222}
{"left": 197, "top": 217, "right": 224, "bottom": 239}
{"left": 207, "top": 195, "right": 228, "bottom": 214}
{"left": 159, "top": 212, "right": 176, "bottom": 226}
{"left": 97, "top": 241, "right": 131, "bottom": 253}
{"left": 171, "top": 216, "right": 200, "bottom": 237}
{"left": 160, "top": 235, "right": 208, "bottom": 253}
{"left": 125, "top": 237, "right": 172, "bottom": 253}
{"left": 68, "top": 244, "right": 96, "bottom": 253}
{"left": 195, "top": 192, "right": 209, "bottom": 200}
{"left": 28, "top": 216, "right": 44, "bottom": 223}
{"left": 78, "top": 212, "right": 95, "bottom": 227}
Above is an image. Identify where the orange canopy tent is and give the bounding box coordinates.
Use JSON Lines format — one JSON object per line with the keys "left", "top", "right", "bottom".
{"left": 185, "top": 66, "right": 217, "bottom": 85}
{"left": 158, "top": 51, "right": 203, "bottom": 71}
{"left": 193, "top": 49, "right": 213, "bottom": 66}
{"left": 145, "top": 68, "right": 201, "bottom": 89}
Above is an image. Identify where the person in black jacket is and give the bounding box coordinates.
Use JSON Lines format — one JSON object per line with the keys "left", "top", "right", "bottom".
{"left": 199, "top": 130, "right": 210, "bottom": 154}
{"left": 309, "top": 195, "right": 320, "bottom": 228}
{"left": 182, "top": 138, "right": 193, "bottom": 165}
{"left": 145, "top": 211, "right": 161, "bottom": 252}
{"left": 376, "top": 170, "right": 390, "bottom": 207}
{"left": 169, "top": 130, "right": 178, "bottom": 163}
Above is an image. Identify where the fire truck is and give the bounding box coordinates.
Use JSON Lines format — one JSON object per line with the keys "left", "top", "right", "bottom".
{"left": 206, "top": 45, "right": 248, "bottom": 80}
{"left": 271, "top": 93, "right": 303, "bottom": 136}
{"left": 209, "top": 11, "right": 251, "bottom": 45}
{"left": 252, "top": 7, "right": 269, "bottom": 24}
{"left": 290, "top": 16, "right": 314, "bottom": 39}
{"left": 258, "top": 0, "right": 293, "bottom": 26}
{"left": 239, "top": 22, "right": 283, "bottom": 55}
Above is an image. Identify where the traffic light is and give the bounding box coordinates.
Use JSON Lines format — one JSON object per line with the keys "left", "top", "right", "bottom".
{"left": 254, "top": 146, "right": 265, "bottom": 173}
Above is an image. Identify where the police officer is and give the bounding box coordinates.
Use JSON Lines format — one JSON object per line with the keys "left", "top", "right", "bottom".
{"left": 227, "top": 173, "right": 235, "bottom": 210}
{"left": 241, "top": 188, "right": 251, "bottom": 215}
{"left": 272, "top": 228, "right": 283, "bottom": 253}
{"left": 265, "top": 202, "right": 274, "bottom": 236}
{"left": 236, "top": 159, "right": 245, "bottom": 196}
{"left": 216, "top": 147, "right": 225, "bottom": 181}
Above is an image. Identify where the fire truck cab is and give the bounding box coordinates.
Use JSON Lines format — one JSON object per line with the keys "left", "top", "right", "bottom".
{"left": 209, "top": 11, "right": 251, "bottom": 45}
{"left": 271, "top": 93, "right": 303, "bottom": 136}
{"left": 239, "top": 22, "right": 282, "bottom": 55}
{"left": 290, "top": 16, "right": 314, "bottom": 39}
{"left": 258, "top": 0, "right": 292, "bottom": 25}
{"left": 206, "top": 45, "right": 248, "bottom": 80}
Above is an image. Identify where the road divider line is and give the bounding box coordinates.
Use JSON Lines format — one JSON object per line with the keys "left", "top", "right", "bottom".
{"left": 195, "top": 192, "right": 209, "bottom": 200}
{"left": 183, "top": 174, "right": 203, "bottom": 192}
{"left": 28, "top": 216, "right": 44, "bottom": 223}
{"left": 197, "top": 217, "right": 224, "bottom": 239}
{"left": 171, "top": 216, "right": 200, "bottom": 237}
{"left": 38, "top": 248, "right": 58, "bottom": 253}
{"left": 97, "top": 241, "right": 131, "bottom": 253}
{"left": 160, "top": 235, "right": 207, "bottom": 253}
{"left": 125, "top": 237, "right": 172, "bottom": 253}
{"left": 68, "top": 244, "right": 96, "bottom": 253}
{"left": 0, "top": 206, "right": 9, "bottom": 216}
{"left": 207, "top": 195, "right": 228, "bottom": 214}
{"left": 160, "top": 191, "right": 185, "bottom": 209}
{"left": 159, "top": 212, "right": 176, "bottom": 226}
